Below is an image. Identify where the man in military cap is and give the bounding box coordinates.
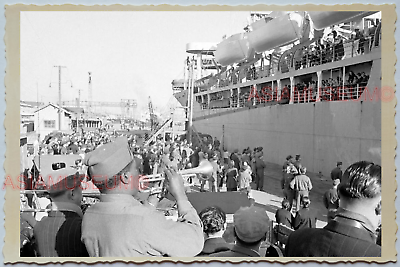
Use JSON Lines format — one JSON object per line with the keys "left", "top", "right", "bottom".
{"left": 33, "top": 155, "right": 88, "bottom": 257}
{"left": 81, "top": 137, "right": 204, "bottom": 257}
{"left": 209, "top": 206, "right": 272, "bottom": 257}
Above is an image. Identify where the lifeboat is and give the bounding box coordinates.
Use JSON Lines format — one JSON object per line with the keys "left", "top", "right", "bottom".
{"left": 308, "top": 11, "right": 378, "bottom": 30}
{"left": 249, "top": 11, "right": 290, "bottom": 31}
{"left": 248, "top": 12, "right": 305, "bottom": 53}
{"left": 214, "top": 32, "right": 255, "bottom": 66}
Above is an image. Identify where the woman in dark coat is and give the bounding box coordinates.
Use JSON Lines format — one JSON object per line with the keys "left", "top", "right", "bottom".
{"left": 225, "top": 160, "right": 238, "bottom": 191}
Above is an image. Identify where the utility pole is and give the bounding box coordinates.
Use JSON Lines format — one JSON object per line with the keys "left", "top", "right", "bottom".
{"left": 88, "top": 72, "right": 92, "bottom": 114}
{"left": 54, "top": 65, "right": 66, "bottom": 130}
{"left": 77, "top": 89, "right": 81, "bottom": 133}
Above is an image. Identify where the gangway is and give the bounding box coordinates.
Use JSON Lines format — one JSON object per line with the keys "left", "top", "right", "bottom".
{"left": 143, "top": 118, "right": 173, "bottom": 146}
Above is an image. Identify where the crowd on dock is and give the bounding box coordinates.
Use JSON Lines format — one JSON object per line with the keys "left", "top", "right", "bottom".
{"left": 20, "top": 129, "right": 382, "bottom": 258}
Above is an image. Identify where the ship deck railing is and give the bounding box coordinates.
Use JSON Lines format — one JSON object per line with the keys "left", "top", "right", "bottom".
{"left": 199, "top": 83, "right": 369, "bottom": 110}
{"left": 197, "top": 28, "right": 380, "bottom": 95}
{"left": 292, "top": 84, "right": 368, "bottom": 104}
{"left": 289, "top": 37, "right": 376, "bottom": 73}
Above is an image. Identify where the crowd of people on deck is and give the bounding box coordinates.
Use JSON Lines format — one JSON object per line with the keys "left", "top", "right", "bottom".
{"left": 199, "top": 20, "right": 381, "bottom": 111}
{"left": 20, "top": 128, "right": 382, "bottom": 258}
{"left": 219, "top": 64, "right": 371, "bottom": 109}
{"left": 225, "top": 66, "right": 371, "bottom": 107}
{"left": 209, "top": 20, "right": 380, "bottom": 96}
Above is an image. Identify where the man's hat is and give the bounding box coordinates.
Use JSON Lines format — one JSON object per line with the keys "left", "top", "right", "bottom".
{"left": 233, "top": 206, "right": 270, "bottom": 243}
{"left": 34, "top": 155, "right": 83, "bottom": 193}
{"left": 83, "top": 137, "right": 133, "bottom": 184}
{"left": 337, "top": 161, "right": 343, "bottom": 166}
{"left": 286, "top": 155, "right": 293, "bottom": 161}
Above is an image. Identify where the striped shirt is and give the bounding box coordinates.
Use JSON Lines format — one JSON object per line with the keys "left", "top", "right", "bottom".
{"left": 34, "top": 207, "right": 88, "bottom": 257}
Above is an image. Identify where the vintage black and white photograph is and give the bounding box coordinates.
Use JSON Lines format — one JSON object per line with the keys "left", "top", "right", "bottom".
{"left": 13, "top": 6, "right": 395, "bottom": 262}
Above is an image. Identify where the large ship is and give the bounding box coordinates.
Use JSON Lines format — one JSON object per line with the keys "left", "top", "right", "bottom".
{"left": 172, "top": 11, "right": 382, "bottom": 177}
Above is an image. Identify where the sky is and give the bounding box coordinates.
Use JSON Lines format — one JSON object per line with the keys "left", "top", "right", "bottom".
{"left": 20, "top": 11, "right": 250, "bottom": 115}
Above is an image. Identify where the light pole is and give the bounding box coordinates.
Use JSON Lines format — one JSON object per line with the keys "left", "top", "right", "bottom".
{"left": 54, "top": 65, "right": 66, "bottom": 130}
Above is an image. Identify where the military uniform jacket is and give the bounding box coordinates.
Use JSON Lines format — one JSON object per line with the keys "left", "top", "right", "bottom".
{"left": 286, "top": 208, "right": 381, "bottom": 257}
{"left": 81, "top": 194, "right": 204, "bottom": 257}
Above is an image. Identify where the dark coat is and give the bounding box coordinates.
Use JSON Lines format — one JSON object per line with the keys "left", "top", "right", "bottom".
{"left": 323, "top": 187, "right": 339, "bottom": 210}
{"left": 255, "top": 157, "right": 266, "bottom": 177}
{"left": 190, "top": 150, "right": 200, "bottom": 168}
{"left": 142, "top": 154, "right": 151, "bottom": 175}
{"left": 230, "top": 153, "right": 241, "bottom": 170}
{"left": 330, "top": 167, "right": 343, "bottom": 181}
{"left": 285, "top": 209, "right": 381, "bottom": 257}
{"left": 241, "top": 154, "right": 251, "bottom": 166}
{"left": 293, "top": 208, "right": 318, "bottom": 230}
{"left": 293, "top": 160, "right": 302, "bottom": 173}
{"left": 275, "top": 208, "right": 293, "bottom": 229}
{"left": 209, "top": 244, "right": 260, "bottom": 257}
{"left": 226, "top": 168, "right": 238, "bottom": 190}
{"left": 213, "top": 139, "right": 221, "bottom": 149}
{"left": 197, "top": 237, "right": 232, "bottom": 256}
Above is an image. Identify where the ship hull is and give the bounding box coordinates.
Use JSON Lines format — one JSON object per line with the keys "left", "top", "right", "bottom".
{"left": 192, "top": 56, "right": 381, "bottom": 177}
